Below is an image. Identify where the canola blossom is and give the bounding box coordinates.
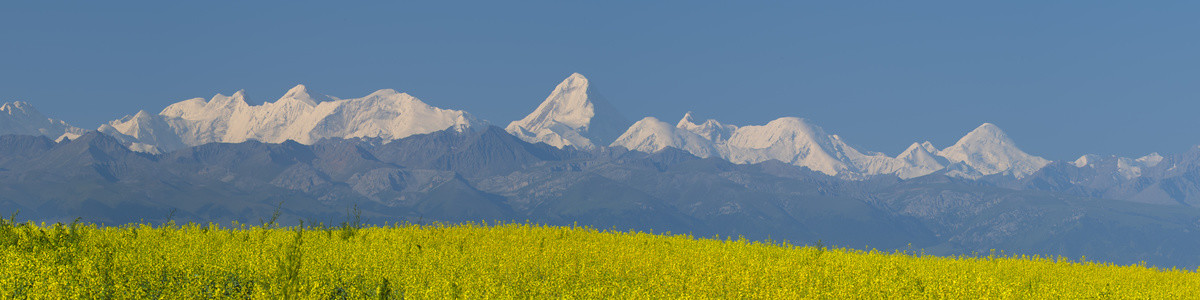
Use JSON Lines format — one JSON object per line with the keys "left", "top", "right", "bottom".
{"left": 1, "top": 220, "right": 1197, "bottom": 299}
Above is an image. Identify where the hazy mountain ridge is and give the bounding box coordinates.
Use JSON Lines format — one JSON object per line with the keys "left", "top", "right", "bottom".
{"left": 6, "top": 73, "right": 1200, "bottom": 267}
{"left": 0, "top": 73, "right": 1144, "bottom": 183}
{"left": 612, "top": 114, "right": 1050, "bottom": 180}
{"left": 0, "top": 101, "right": 88, "bottom": 142}
{"left": 2, "top": 130, "right": 1200, "bottom": 268}
{"left": 1, "top": 72, "right": 1194, "bottom": 202}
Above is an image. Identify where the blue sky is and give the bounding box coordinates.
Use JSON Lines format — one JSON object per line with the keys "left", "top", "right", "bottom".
{"left": 1, "top": 2, "right": 1197, "bottom": 160}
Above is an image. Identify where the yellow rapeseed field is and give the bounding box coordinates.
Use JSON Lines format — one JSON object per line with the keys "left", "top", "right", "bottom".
{"left": 1, "top": 219, "right": 1197, "bottom": 299}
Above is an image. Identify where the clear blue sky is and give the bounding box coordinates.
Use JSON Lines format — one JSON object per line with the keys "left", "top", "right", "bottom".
{"left": 2, "top": 2, "right": 1197, "bottom": 160}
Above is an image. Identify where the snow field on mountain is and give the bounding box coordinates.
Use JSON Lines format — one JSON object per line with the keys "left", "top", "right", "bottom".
{"left": 98, "top": 85, "right": 482, "bottom": 154}
{"left": 0, "top": 72, "right": 1166, "bottom": 181}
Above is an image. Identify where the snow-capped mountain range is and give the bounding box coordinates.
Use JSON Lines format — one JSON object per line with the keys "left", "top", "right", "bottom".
{"left": 96, "top": 85, "right": 482, "bottom": 153}
{"left": 0, "top": 101, "right": 87, "bottom": 142}
{"left": 0, "top": 73, "right": 1169, "bottom": 180}
{"left": 612, "top": 114, "right": 1049, "bottom": 179}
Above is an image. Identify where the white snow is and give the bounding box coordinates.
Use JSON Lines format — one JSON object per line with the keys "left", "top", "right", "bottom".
{"left": 614, "top": 114, "right": 957, "bottom": 179}
{"left": 4, "top": 73, "right": 1064, "bottom": 181}
{"left": 101, "top": 84, "right": 483, "bottom": 153}
{"left": 615, "top": 117, "right": 1049, "bottom": 179}
{"left": 1136, "top": 153, "right": 1163, "bottom": 167}
{"left": 1071, "top": 152, "right": 1165, "bottom": 180}
{"left": 610, "top": 117, "right": 719, "bottom": 158}
{"left": 97, "top": 110, "right": 186, "bottom": 152}
{"left": 722, "top": 117, "right": 854, "bottom": 176}
{"left": 506, "top": 73, "right": 629, "bottom": 150}
{"left": 894, "top": 141, "right": 949, "bottom": 178}
{"left": 937, "top": 123, "right": 1050, "bottom": 179}
{"left": 676, "top": 111, "right": 737, "bottom": 143}
{"left": 0, "top": 101, "right": 88, "bottom": 140}
{"left": 1071, "top": 154, "right": 1093, "bottom": 168}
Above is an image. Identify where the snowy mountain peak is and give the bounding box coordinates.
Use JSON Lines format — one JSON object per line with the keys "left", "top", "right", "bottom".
{"left": 900, "top": 142, "right": 939, "bottom": 159}
{"left": 918, "top": 141, "right": 938, "bottom": 154}
{"left": 101, "top": 86, "right": 484, "bottom": 153}
{"left": 284, "top": 84, "right": 310, "bottom": 98}
{"left": 524, "top": 74, "right": 593, "bottom": 129}
{"left": 214, "top": 90, "right": 249, "bottom": 108}
{"left": 679, "top": 111, "right": 698, "bottom": 126}
{"left": 132, "top": 109, "right": 154, "bottom": 120}
{"left": 723, "top": 117, "right": 830, "bottom": 151}
{"left": 561, "top": 72, "right": 589, "bottom": 88}
{"left": 893, "top": 141, "right": 948, "bottom": 178}
{"left": 161, "top": 91, "right": 249, "bottom": 121}
{"left": 506, "top": 73, "right": 630, "bottom": 150}
{"left": 1, "top": 101, "right": 34, "bottom": 114}
{"left": 961, "top": 123, "right": 1007, "bottom": 142}
{"left": 611, "top": 116, "right": 718, "bottom": 158}
{"left": 721, "top": 117, "right": 857, "bottom": 176}
{"left": 365, "top": 88, "right": 402, "bottom": 98}
{"left": 725, "top": 117, "right": 825, "bottom": 148}
{"left": 1069, "top": 153, "right": 1163, "bottom": 180}
{"left": 1071, "top": 154, "right": 1094, "bottom": 168}
{"left": 938, "top": 123, "right": 1049, "bottom": 178}
{"left": 1137, "top": 153, "right": 1164, "bottom": 167}
{"left": 280, "top": 84, "right": 335, "bottom": 107}
{"left": 675, "top": 111, "right": 736, "bottom": 143}
{"left": 0, "top": 101, "right": 87, "bottom": 141}
{"left": 947, "top": 123, "right": 1012, "bottom": 150}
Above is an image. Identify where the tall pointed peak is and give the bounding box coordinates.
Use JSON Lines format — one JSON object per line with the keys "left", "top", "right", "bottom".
{"left": 283, "top": 84, "right": 310, "bottom": 99}
{"left": 765, "top": 117, "right": 822, "bottom": 132}
{"left": 675, "top": 111, "right": 736, "bottom": 143}
{"left": 231, "top": 89, "right": 248, "bottom": 100}
{"left": 919, "top": 141, "right": 938, "bottom": 153}
{"left": 505, "top": 72, "right": 629, "bottom": 149}
{"left": 678, "top": 111, "right": 697, "bottom": 127}
{"left": 561, "top": 72, "right": 589, "bottom": 88}
{"left": 540, "top": 73, "right": 591, "bottom": 103}
{"left": 902, "top": 142, "right": 928, "bottom": 154}
{"left": 279, "top": 84, "right": 335, "bottom": 106}
{"left": 132, "top": 110, "right": 154, "bottom": 119}
{"left": 899, "top": 141, "right": 941, "bottom": 159}
{"left": 210, "top": 90, "right": 250, "bottom": 105}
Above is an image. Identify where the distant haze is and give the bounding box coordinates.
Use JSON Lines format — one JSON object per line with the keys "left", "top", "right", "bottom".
{"left": 2, "top": 2, "right": 1198, "bottom": 160}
